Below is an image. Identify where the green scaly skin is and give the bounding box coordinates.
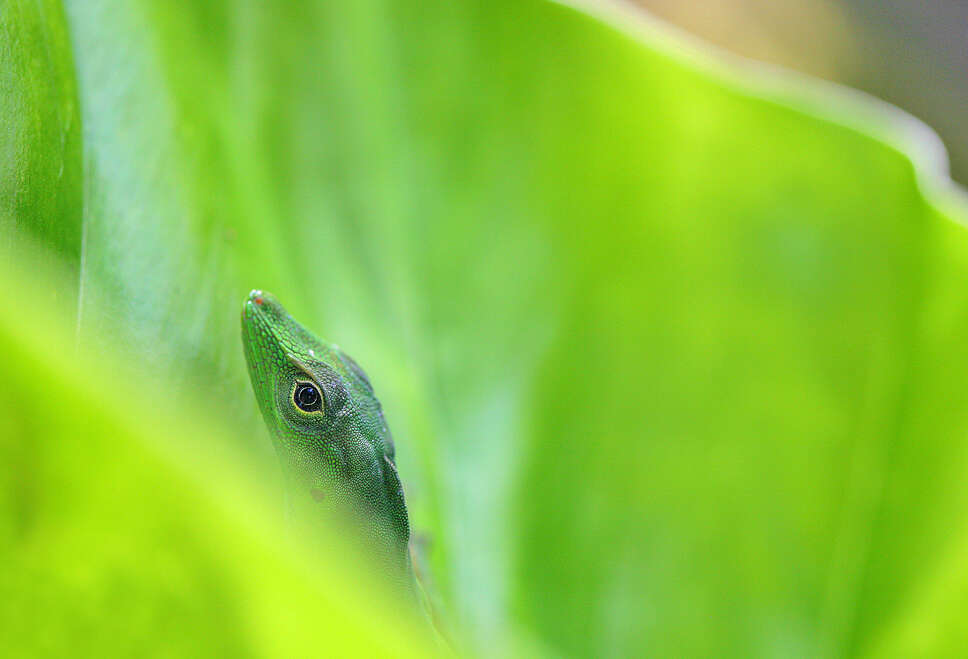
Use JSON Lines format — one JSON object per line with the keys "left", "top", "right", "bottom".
{"left": 240, "top": 289, "right": 416, "bottom": 599}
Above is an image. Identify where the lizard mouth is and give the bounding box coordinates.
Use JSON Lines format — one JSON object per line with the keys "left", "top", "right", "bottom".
{"left": 241, "top": 289, "right": 291, "bottom": 369}
{"left": 242, "top": 291, "right": 269, "bottom": 338}
{"left": 241, "top": 289, "right": 319, "bottom": 363}
{"left": 242, "top": 289, "right": 274, "bottom": 322}
{"left": 242, "top": 289, "right": 287, "bottom": 343}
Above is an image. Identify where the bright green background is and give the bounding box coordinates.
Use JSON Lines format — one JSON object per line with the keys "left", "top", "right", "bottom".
{"left": 4, "top": 0, "right": 968, "bottom": 656}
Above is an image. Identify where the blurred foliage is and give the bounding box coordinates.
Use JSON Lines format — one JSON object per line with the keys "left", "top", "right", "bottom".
{"left": 634, "top": 0, "right": 968, "bottom": 185}
{"left": 3, "top": 0, "right": 968, "bottom": 657}
{"left": 632, "top": 0, "right": 858, "bottom": 78}
{"left": 0, "top": 241, "right": 435, "bottom": 656}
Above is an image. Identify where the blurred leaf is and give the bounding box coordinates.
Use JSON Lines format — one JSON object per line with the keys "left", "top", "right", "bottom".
{"left": 0, "top": 0, "right": 82, "bottom": 303}
{"left": 4, "top": 0, "right": 968, "bottom": 657}
{"left": 0, "top": 240, "right": 437, "bottom": 656}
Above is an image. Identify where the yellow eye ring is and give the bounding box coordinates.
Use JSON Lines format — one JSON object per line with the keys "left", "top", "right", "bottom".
{"left": 292, "top": 380, "right": 324, "bottom": 414}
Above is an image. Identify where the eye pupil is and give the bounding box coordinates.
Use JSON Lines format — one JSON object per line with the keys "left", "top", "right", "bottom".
{"left": 294, "top": 383, "right": 321, "bottom": 411}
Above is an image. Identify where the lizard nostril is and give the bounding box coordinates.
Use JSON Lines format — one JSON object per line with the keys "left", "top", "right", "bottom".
{"left": 254, "top": 296, "right": 263, "bottom": 305}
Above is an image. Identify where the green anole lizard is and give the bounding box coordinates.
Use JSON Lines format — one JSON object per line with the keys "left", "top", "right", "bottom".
{"left": 240, "top": 289, "right": 421, "bottom": 604}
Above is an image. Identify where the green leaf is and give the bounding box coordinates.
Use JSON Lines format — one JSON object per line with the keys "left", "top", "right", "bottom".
{"left": 0, "top": 243, "right": 437, "bottom": 656}
{"left": 0, "top": 0, "right": 82, "bottom": 302}
{"left": 4, "top": 0, "right": 968, "bottom": 656}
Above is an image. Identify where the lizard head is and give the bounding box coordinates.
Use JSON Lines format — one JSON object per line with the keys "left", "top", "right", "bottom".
{"left": 240, "top": 290, "right": 409, "bottom": 561}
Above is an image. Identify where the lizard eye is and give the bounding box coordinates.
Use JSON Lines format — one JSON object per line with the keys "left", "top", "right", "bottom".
{"left": 293, "top": 382, "right": 323, "bottom": 413}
